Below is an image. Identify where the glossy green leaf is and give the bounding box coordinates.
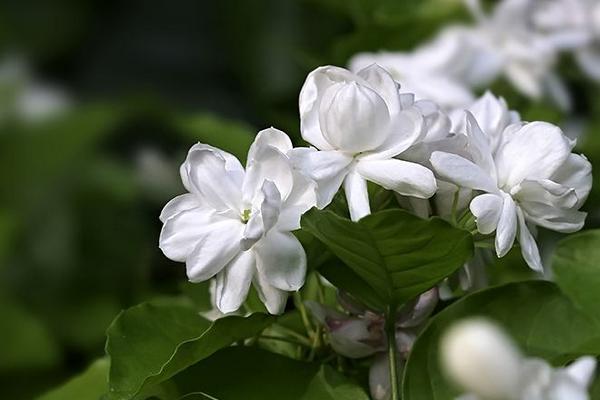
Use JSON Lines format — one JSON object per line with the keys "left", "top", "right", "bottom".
{"left": 553, "top": 229, "right": 600, "bottom": 324}
{"left": 105, "top": 301, "right": 275, "bottom": 400}
{"left": 37, "top": 358, "right": 109, "bottom": 400}
{"left": 301, "top": 208, "right": 473, "bottom": 311}
{"left": 173, "top": 346, "right": 369, "bottom": 400}
{"left": 403, "top": 281, "right": 600, "bottom": 400}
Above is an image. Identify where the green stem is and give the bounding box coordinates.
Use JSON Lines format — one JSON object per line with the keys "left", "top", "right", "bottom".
{"left": 386, "top": 309, "right": 400, "bottom": 400}
{"left": 294, "top": 292, "right": 314, "bottom": 336}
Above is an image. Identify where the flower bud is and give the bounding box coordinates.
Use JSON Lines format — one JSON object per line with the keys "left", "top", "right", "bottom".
{"left": 440, "top": 318, "right": 522, "bottom": 399}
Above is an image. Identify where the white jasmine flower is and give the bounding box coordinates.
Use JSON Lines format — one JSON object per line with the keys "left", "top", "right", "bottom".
{"left": 533, "top": 0, "right": 600, "bottom": 81}
{"left": 431, "top": 102, "right": 591, "bottom": 271}
{"left": 292, "top": 64, "right": 437, "bottom": 221}
{"left": 466, "top": 0, "right": 568, "bottom": 108}
{"left": 159, "top": 128, "right": 316, "bottom": 314}
{"left": 441, "top": 318, "right": 597, "bottom": 400}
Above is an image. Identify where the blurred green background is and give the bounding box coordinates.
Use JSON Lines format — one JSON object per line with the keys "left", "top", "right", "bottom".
{"left": 1, "top": 1, "right": 599, "bottom": 399}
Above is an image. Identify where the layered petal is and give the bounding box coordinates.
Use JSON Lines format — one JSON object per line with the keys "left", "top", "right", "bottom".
{"left": 186, "top": 219, "right": 245, "bottom": 282}
{"left": 343, "top": 170, "right": 370, "bottom": 221}
{"left": 159, "top": 207, "right": 225, "bottom": 262}
{"left": 495, "top": 122, "right": 572, "bottom": 189}
{"left": 277, "top": 169, "right": 318, "bottom": 231}
{"left": 300, "top": 66, "right": 353, "bottom": 150}
{"left": 551, "top": 153, "right": 592, "bottom": 208}
{"left": 253, "top": 267, "right": 289, "bottom": 314}
{"left": 465, "top": 111, "right": 497, "bottom": 181}
{"left": 159, "top": 193, "right": 201, "bottom": 223}
{"left": 520, "top": 201, "right": 586, "bottom": 233}
{"left": 516, "top": 207, "right": 543, "bottom": 271}
{"left": 364, "top": 107, "right": 425, "bottom": 160}
{"left": 430, "top": 151, "right": 498, "bottom": 193}
{"left": 241, "top": 180, "right": 282, "bottom": 250}
{"left": 255, "top": 230, "right": 306, "bottom": 291}
{"left": 243, "top": 142, "right": 294, "bottom": 204}
{"left": 470, "top": 193, "right": 503, "bottom": 235}
{"left": 357, "top": 158, "right": 437, "bottom": 199}
{"left": 495, "top": 195, "right": 517, "bottom": 257}
{"left": 356, "top": 63, "right": 402, "bottom": 118}
{"left": 247, "top": 127, "right": 293, "bottom": 162}
{"left": 289, "top": 147, "right": 353, "bottom": 208}
{"left": 214, "top": 250, "right": 255, "bottom": 313}
{"left": 319, "top": 81, "right": 391, "bottom": 153}
{"left": 184, "top": 146, "right": 244, "bottom": 214}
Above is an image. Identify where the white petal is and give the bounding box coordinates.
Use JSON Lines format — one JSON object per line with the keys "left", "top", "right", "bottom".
{"left": 495, "top": 122, "right": 572, "bottom": 189}
{"left": 440, "top": 319, "right": 522, "bottom": 400}
{"left": 241, "top": 180, "right": 282, "bottom": 250}
{"left": 247, "top": 127, "right": 293, "bottom": 162}
{"left": 185, "top": 146, "right": 244, "bottom": 214}
{"left": 255, "top": 230, "right": 306, "bottom": 291}
{"left": 299, "top": 66, "right": 359, "bottom": 151}
{"left": 565, "top": 356, "right": 597, "bottom": 388}
{"left": 520, "top": 202, "right": 586, "bottom": 233}
{"left": 465, "top": 111, "right": 496, "bottom": 180}
{"left": 513, "top": 179, "right": 577, "bottom": 208}
{"left": 551, "top": 154, "right": 592, "bottom": 208}
{"left": 159, "top": 207, "right": 223, "bottom": 262}
{"left": 364, "top": 107, "right": 425, "bottom": 160}
{"left": 467, "top": 91, "right": 513, "bottom": 142}
{"left": 277, "top": 170, "right": 318, "bottom": 231}
{"left": 253, "top": 267, "right": 289, "bottom": 314}
{"left": 320, "top": 81, "right": 391, "bottom": 153}
{"left": 495, "top": 195, "right": 517, "bottom": 258}
{"left": 289, "top": 147, "right": 352, "bottom": 208}
{"left": 356, "top": 63, "right": 401, "bottom": 117}
{"left": 159, "top": 193, "right": 201, "bottom": 223}
{"left": 186, "top": 220, "right": 244, "bottom": 282}
{"left": 214, "top": 250, "right": 255, "bottom": 313}
{"left": 357, "top": 159, "right": 437, "bottom": 199}
{"left": 344, "top": 170, "right": 370, "bottom": 221}
{"left": 517, "top": 207, "right": 543, "bottom": 271}
{"left": 243, "top": 144, "right": 294, "bottom": 204}
{"left": 470, "top": 193, "right": 502, "bottom": 235}
{"left": 430, "top": 151, "right": 498, "bottom": 193}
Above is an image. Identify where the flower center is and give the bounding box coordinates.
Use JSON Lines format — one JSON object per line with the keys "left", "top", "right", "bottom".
{"left": 241, "top": 209, "right": 252, "bottom": 224}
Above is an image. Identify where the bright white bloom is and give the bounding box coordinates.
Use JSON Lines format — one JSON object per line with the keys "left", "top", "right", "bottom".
{"left": 159, "top": 128, "right": 316, "bottom": 314}
{"left": 292, "top": 64, "right": 437, "bottom": 221}
{"left": 532, "top": 0, "right": 600, "bottom": 81}
{"left": 431, "top": 93, "right": 592, "bottom": 271}
{"left": 441, "top": 319, "right": 597, "bottom": 400}
{"left": 465, "top": 0, "right": 569, "bottom": 109}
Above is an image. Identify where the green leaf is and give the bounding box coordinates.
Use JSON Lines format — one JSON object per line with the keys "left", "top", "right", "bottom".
{"left": 37, "top": 358, "right": 109, "bottom": 400}
{"left": 105, "top": 300, "right": 275, "bottom": 400}
{"left": 553, "top": 229, "right": 600, "bottom": 324}
{"left": 402, "top": 281, "right": 600, "bottom": 400}
{"left": 172, "top": 346, "right": 369, "bottom": 400}
{"left": 301, "top": 208, "right": 473, "bottom": 311}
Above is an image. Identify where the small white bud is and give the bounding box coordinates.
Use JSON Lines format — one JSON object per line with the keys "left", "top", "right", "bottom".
{"left": 440, "top": 318, "right": 522, "bottom": 399}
